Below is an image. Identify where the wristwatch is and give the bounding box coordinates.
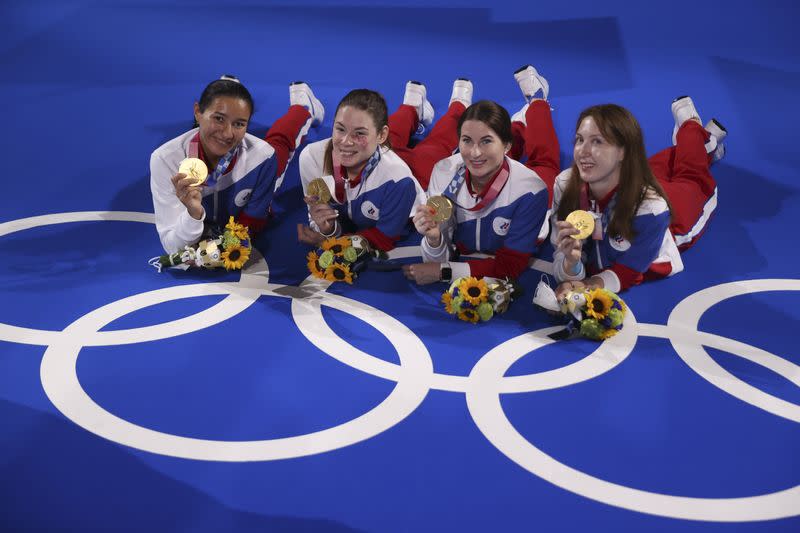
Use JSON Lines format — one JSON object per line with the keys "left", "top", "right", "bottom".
{"left": 440, "top": 262, "right": 452, "bottom": 282}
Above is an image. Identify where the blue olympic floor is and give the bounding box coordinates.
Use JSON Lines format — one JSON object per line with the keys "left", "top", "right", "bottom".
{"left": 1, "top": 1, "right": 799, "bottom": 532}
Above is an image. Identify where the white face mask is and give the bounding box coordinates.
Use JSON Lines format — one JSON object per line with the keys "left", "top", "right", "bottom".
{"left": 532, "top": 276, "right": 561, "bottom": 313}
{"left": 532, "top": 275, "right": 588, "bottom": 321}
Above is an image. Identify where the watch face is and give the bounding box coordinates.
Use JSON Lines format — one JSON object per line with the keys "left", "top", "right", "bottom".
{"left": 441, "top": 267, "right": 452, "bottom": 282}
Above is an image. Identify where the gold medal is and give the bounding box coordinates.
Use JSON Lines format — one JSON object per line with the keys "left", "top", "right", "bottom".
{"left": 427, "top": 196, "right": 453, "bottom": 223}
{"left": 307, "top": 178, "right": 332, "bottom": 204}
{"left": 566, "top": 210, "right": 595, "bottom": 239}
{"left": 178, "top": 158, "right": 208, "bottom": 186}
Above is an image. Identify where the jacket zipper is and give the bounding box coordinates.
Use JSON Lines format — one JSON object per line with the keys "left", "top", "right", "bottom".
{"left": 591, "top": 199, "right": 603, "bottom": 270}
{"left": 346, "top": 181, "right": 352, "bottom": 220}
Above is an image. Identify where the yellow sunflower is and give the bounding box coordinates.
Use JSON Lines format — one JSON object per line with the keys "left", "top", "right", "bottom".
{"left": 324, "top": 262, "right": 354, "bottom": 284}
{"left": 221, "top": 244, "right": 251, "bottom": 270}
{"left": 321, "top": 236, "right": 352, "bottom": 256}
{"left": 459, "top": 277, "right": 489, "bottom": 306}
{"left": 306, "top": 251, "right": 324, "bottom": 278}
{"left": 225, "top": 216, "right": 249, "bottom": 240}
{"left": 441, "top": 292, "right": 455, "bottom": 314}
{"left": 585, "top": 288, "right": 613, "bottom": 320}
{"left": 458, "top": 308, "right": 480, "bottom": 324}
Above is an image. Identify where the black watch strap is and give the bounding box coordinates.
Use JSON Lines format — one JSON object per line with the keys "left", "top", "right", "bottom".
{"left": 440, "top": 264, "right": 452, "bottom": 282}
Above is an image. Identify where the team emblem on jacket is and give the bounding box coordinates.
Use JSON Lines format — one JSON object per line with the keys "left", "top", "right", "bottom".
{"left": 234, "top": 188, "right": 253, "bottom": 207}
{"left": 492, "top": 216, "right": 511, "bottom": 236}
{"left": 361, "top": 200, "right": 380, "bottom": 220}
{"left": 610, "top": 234, "right": 631, "bottom": 251}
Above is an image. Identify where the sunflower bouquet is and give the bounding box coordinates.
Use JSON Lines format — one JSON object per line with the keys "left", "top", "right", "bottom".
{"left": 149, "top": 216, "right": 252, "bottom": 272}
{"left": 306, "top": 234, "right": 376, "bottom": 283}
{"left": 532, "top": 278, "right": 627, "bottom": 340}
{"left": 441, "top": 276, "right": 519, "bottom": 323}
{"left": 566, "top": 288, "right": 627, "bottom": 340}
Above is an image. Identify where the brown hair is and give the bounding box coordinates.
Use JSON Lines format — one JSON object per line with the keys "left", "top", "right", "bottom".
{"left": 556, "top": 104, "right": 671, "bottom": 241}
{"left": 323, "top": 89, "right": 391, "bottom": 175}
{"left": 457, "top": 100, "right": 513, "bottom": 146}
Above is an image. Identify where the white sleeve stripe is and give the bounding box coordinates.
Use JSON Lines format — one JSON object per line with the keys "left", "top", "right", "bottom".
{"left": 673, "top": 187, "right": 718, "bottom": 246}
{"left": 597, "top": 269, "right": 621, "bottom": 293}
{"left": 450, "top": 262, "right": 471, "bottom": 280}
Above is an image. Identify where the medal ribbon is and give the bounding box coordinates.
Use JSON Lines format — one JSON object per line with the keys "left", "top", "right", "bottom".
{"left": 332, "top": 148, "right": 382, "bottom": 204}
{"left": 579, "top": 184, "right": 616, "bottom": 240}
{"left": 189, "top": 134, "right": 239, "bottom": 188}
{"left": 442, "top": 159, "right": 510, "bottom": 212}
{"left": 188, "top": 134, "right": 200, "bottom": 158}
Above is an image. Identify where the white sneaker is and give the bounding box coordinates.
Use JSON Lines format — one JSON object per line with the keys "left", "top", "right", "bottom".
{"left": 705, "top": 118, "right": 727, "bottom": 144}
{"left": 404, "top": 80, "right": 434, "bottom": 129}
{"left": 290, "top": 81, "right": 324, "bottom": 126}
{"left": 672, "top": 96, "right": 720, "bottom": 154}
{"left": 671, "top": 95, "right": 700, "bottom": 146}
{"left": 514, "top": 65, "right": 549, "bottom": 102}
{"left": 404, "top": 81, "right": 434, "bottom": 135}
{"left": 511, "top": 102, "right": 529, "bottom": 126}
{"left": 449, "top": 78, "right": 473, "bottom": 107}
{"left": 705, "top": 118, "right": 727, "bottom": 162}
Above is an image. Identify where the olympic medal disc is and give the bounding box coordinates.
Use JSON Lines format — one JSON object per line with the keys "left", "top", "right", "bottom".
{"left": 307, "top": 178, "right": 332, "bottom": 204}
{"left": 427, "top": 196, "right": 453, "bottom": 223}
{"left": 566, "top": 210, "right": 595, "bottom": 239}
{"left": 178, "top": 158, "right": 208, "bottom": 186}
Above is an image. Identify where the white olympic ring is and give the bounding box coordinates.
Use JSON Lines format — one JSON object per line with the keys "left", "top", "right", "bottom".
{"left": 465, "top": 327, "right": 800, "bottom": 522}
{"left": 0, "top": 211, "right": 270, "bottom": 346}
{"left": 666, "top": 279, "right": 800, "bottom": 423}
{"left": 39, "top": 280, "right": 433, "bottom": 461}
{"left": 0, "top": 212, "right": 797, "bottom": 521}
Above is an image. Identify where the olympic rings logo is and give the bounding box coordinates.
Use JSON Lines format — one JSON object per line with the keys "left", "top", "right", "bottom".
{"left": 1, "top": 211, "right": 798, "bottom": 523}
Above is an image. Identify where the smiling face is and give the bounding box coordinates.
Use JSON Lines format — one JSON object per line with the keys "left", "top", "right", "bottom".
{"left": 331, "top": 106, "right": 388, "bottom": 177}
{"left": 573, "top": 115, "right": 624, "bottom": 193}
{"left": 458, "top": 119, "right": 510, "bottom": 185}
{"left": 194, "top": 96, "right": 251, "bottom": 163}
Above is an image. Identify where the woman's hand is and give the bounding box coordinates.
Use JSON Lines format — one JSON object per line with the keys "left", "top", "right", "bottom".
{"left": 304, "top": 197, "right": 338, "bottom": 235}
{"left": 554, "top": 220, "right": 584, "bottom": 274}
{"left": 171, "top": 173, "right": 204, "bottom": 220}
{"left": 297, "top": 224, "right": 325, "bottom": 247}
{"left": 555, "top": 280, "right": 586, "bottom": 301}
{"left": 412, "top": 204, "right": 442, "bottom": 247}
{"left": 402, "top": 262, "right": 441, "bottom": 285}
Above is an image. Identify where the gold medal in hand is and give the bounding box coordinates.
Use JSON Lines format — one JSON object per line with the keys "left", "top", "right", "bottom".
{"left": 566, "top": 210, "right": 595, "bottom": 239}
{"left": 307, "top": 178, "right": 332, "bottom": 204}
{"left": 426, "top": 196, "right": 453, "bottom": 223}
{"left": 178, "top": 158, "right": 208, "bottom": 186}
